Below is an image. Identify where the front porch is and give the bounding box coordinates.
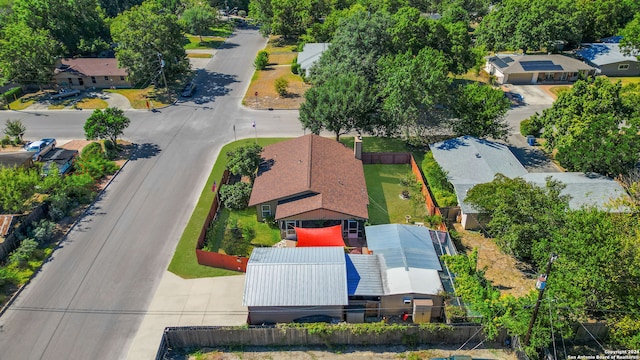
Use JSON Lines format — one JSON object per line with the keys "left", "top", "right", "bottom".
{"left": 278, "top": 219, "right": 366, "bottom": 247}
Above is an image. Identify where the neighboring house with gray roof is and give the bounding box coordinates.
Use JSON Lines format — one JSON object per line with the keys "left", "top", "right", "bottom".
{"left": 297, "top": 43, "right": 329, "bottom": 77}
{"left": 485, "top": 54, "right": 595, "bottom": 84}
{"left": 576, "top": 43, "right": 640, "bottom": 76}
{"left": 430, "top": 136, "right": 629, "bottom": 229}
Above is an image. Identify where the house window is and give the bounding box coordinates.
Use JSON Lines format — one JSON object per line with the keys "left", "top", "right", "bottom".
{"left": 68, "top": 78, "right": 73, "bottom": 85}
{"left": 261, "top": 205, "right": 271, "bottom": 218}
{"left": 91, "top": 77, "right": 96, "bottom": 84}
{"left": 618, "top": 64, "right": 630, "bottom": 71}
{"left": 120, "top": 76, "right": 125, "bottom": 81}
{"left": 104, "top": 76, "right": 109, "bottom": 81}
{"left": 78, "top": 78, "right": 84, "bottom": 85}
{"left": 347, "top": 220, "right": 359, "bottom": 238}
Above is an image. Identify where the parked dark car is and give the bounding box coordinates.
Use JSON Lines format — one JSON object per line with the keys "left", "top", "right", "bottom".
{"left": 182, "top": 82, "right": 196, "bottom": 97}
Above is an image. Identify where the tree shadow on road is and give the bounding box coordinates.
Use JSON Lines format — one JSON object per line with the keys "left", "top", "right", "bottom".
{"left": 129, "top": 143, "right": 161, "bottom": 161}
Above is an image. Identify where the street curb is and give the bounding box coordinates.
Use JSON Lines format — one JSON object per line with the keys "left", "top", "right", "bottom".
{"left": 0, "top": 144, "right": 136, "bottom": 319}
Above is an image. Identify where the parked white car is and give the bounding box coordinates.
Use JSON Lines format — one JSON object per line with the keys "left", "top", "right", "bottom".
{"left": 25, "top": 138, "right": 56, "bottom": 161}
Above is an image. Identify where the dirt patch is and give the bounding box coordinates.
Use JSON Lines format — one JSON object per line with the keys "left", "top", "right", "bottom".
{"left": 453, "top": 224, "right": 535, "bottom": 297}
{"left": 177, "top": 345, "right": 516, "bottom": 360}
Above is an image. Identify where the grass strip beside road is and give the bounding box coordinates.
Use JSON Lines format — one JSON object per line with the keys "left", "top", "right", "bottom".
{"left": 105, "top": 87, "right": 168, "bottom": 109}
{"left": 168, "top": 138, "right": 289, "bottom": 279}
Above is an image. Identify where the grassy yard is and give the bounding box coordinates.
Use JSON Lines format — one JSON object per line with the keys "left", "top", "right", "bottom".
{"left": 204, "top": 207, "right": 280, "bottom": 253}
{"left": 340, "top": 136, "right": 408, "bottom": 153}
{"left": 187, "top": 53, "right": 212, "bottom": 58}
{"left": 105, "top": 87, "right": 169, "bottom": 109}
{"left": 364, "top": 164, "right": 428, "bottom": 225}
{"left": 168, "top": 138, "right": 290, "bottom": 279}
{"left": 184, "top": 35, "right": 226, "bottom": 50}
{"left": 606, "top": 76, "right": 640, "bottom": 86}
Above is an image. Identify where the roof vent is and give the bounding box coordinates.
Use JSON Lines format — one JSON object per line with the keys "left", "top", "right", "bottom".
{"left": 475, "top": 153, "right": 481, "bottom": 158}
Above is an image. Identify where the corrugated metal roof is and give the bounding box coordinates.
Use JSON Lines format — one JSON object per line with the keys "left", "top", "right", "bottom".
{"left": 243, "top": 247, "right": 348, "bottom": 307}
{"left": 365, "top": 225, "right": 444, "bottom": 295}
{"left": 577, "top": 43, "right": 638, "bottom": 66}
{"left": 521, "top": 172, "right": 628, "bottom": 211}
{"left": 346, "top": 254, "right": 384, "bottom": 296}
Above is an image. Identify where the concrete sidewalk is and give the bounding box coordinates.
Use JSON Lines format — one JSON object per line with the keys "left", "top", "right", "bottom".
{"left": 126, "top": 271, "right": 247, "bottom": 359}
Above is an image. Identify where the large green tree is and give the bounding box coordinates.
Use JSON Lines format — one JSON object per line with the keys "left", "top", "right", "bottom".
{"left": 577, "top": 0, "right": 638, "bottom": 42}
{"left": 11, "top": 0, "right": 108, "bottom": 55}
{"left": 532, "top": 78, "right": 640, "bottom": 177}
{"left": 84, "top": 107, "right": 131, "bottom": 146}
{"left": 181, "top": 4, "right": 218, "bottom": 41}
{"left": 111, "top": 1, "right": 189, "bottom": 86}
{"left": 377, "top": 47, "right": 451, "bottom": 138}
{"left": 226, "top": 144, "right": 263, "bottom": 180}
{"left": 476, "top": 0, "right": 581, "bottom": 52}
{"left": 0, "top": 21, "right": 60, "bottom": 85}
{"left": 449, "top": 82, "right": 511, "bottom": 139}
{"left": 465, "top": 174, "right": 570, "bottom": 263}
{"left": 299, "top": 73, "right": 379, "bottom": 140}
{"left": 620, "top": 13, "right": 640, "bottom": 56}
{"left": 310, "top": 10, "right": 393, "bottom": 84}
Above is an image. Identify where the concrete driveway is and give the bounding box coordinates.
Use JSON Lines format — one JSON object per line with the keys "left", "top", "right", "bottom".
{"left": 504, "top": 84, "right": 555, "bottom": 106}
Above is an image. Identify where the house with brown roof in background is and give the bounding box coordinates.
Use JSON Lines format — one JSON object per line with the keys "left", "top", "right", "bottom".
{"left": 53, "top": 58, "right": 131, "bottom": 89}
{"left": 248, "top": 135, "right": 369, "bottom": 244}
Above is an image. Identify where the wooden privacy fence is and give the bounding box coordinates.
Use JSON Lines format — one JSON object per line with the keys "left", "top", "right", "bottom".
{"left": 195, "top": 170, "right": 248, "bottom": 272}
{"left": 0, "top": 203, "right": 47, "bottom": 261}
{"left": 158, "top": 325, "right": 506, "bottom": 350}
{"left": 361, "top": 152, "right": 411, "bottom": 165}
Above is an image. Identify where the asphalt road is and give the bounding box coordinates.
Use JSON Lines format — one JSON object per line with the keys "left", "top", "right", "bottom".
{"left": 0, "top": 28, "right": 303, "bottom": 360}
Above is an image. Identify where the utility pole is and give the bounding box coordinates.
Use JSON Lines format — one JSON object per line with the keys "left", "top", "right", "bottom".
{"left": 157, "top": 53, "right": 168, "bottom": 89}
{"left": 524, "top": 253, "right": 558, "bottom": 346}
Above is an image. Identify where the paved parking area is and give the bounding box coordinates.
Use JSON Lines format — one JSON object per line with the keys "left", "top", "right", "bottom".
{"left": 504, "top": 84, "right": 555, "bottom": 106}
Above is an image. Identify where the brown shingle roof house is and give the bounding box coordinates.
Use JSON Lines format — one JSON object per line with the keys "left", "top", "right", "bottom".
{"left": 53, "top": 58, "right": 131, "bottom": 89}
{"left": 248, "top": 135, "right": 369, "bottom": 242}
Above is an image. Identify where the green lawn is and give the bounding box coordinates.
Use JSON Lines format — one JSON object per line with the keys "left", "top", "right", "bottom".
{"left": 205, "top": 207, "right": 280, "bottom": 252}
{"left": 168, "top": 138, "right": 289, "bottom": 279}
{"left": 606, "top": 76, "right": 640, "bottom": 86}
{"left": 340, "top": 136, "right": 408, "bottom": 153}
{"left": 364, "top": 164, "right": 428, "bottom": 225}
{"left": 184, "top": 35, "right": 225, "bottom": 49}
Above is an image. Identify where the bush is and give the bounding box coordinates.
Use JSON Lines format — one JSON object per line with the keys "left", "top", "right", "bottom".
{"left": 1, "top": 135, "right": 11, "bottom": 147}
{"left": 291, "top": 57, "right": 301, "bottom": 75}
{"left": 238, "top": 9, "right": 246, "bottom": 17}
{"left": 520, "top": 119, "right": 540, "bottom": 136}
{"left": 0, "top": 267, "right": 20, "bottom": 288}
{"left": 275, "top": 77, "right": 288, "bottom": 96}
{"left": 48, "top": 193, "right": 70, "bottom": 221}
{"left": 254, "top": 50, "right": 269, "bottom": 70}
{"left": 219, "top": 182, "right": 252, "bottom": 210}
{"left": 29, "top": 219, "right": 56, "bottom": 245}
{"left": 10, "top": 238, "right": 38, "bottom": 268}
{"left": 2, "top": 87, "right": 23, "bottom": 103}
{"left": 82, "top": 142, "right": 104, "bottom": 158}
{"left": 76, "top": 153, "right": 119, "bottom": 180}
{"left": 220, "top": 218, "right": 252, "bottom": 256}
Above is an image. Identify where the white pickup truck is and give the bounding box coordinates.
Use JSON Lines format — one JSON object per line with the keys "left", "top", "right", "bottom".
{"left": 25, "top": 138, "right": 57, "bottom": 161}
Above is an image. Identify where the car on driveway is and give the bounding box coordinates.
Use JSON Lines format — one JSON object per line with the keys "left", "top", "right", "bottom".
{"left": 25, "top": 138, "right": 56, "bottom": 161}
{"left": 182, "top": 82, "right": 197, "bottom": 97}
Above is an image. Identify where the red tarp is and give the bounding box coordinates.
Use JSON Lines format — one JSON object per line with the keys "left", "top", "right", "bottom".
{"left": 295, "top": 225, "right": 345, "bottom": 247}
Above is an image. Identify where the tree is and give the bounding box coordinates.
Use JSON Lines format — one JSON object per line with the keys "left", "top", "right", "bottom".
{"left": 3, "top": 119, "right": 26, "bottom": 143}
{"left": 249, "top": 0, "right": 274, "bottom": 36}
{"left": 219, "top": 182, "right": 252, "bottom": 209}
{"left": 299, "top": 73, "right": 379, "bottom": 140}
{"left": 377, "top": 47, "right": 451, "bottom": 138}
{"left": 476, "top": 0, "right": 581, "bottom": 53}
{"left": 0, "top": 166, "right": 40, "bottom": 213}
{"left": 310, "top": 10, "right": 393, "bottom": 85}
{"left": 465, "top": 174, "right": 570, "bottom": 263}
{"left": 0, "top": 22, "right": 60, "bottom": 85}
{"left": 620, "top": 13, "right": 640, "bottom": 56}
{"left": 111, "top": 1, "right": 189, "bottom": 85}
{"left": 270, "top": 0, "right": 313, "bottom": 38}
{"left": 181, "top": 4, "right": 217, "bottom": 42}
{"left": 449, "top": 82, "right": 511, "bottom": 139}
{"left": 226, "top": 144, "right": 263, "bottom": 180}
{"left": 99, "top": 0, "right": 144, "bottom": 17}
{"left": 576, "top": 0, "right": 637, "bottom": 42}
{"left": 11, "top": 0, "right": 108, "bottom": 55}
{"left": 531, "top": 78, "right": 640, "bottom": 177}
{"left": 84, "top": 107, "right": 131, "bottom": 146}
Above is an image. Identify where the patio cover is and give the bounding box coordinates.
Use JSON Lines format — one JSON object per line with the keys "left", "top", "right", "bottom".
{"left": 295, "top": 225, "right": 345, "bottom": 247}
